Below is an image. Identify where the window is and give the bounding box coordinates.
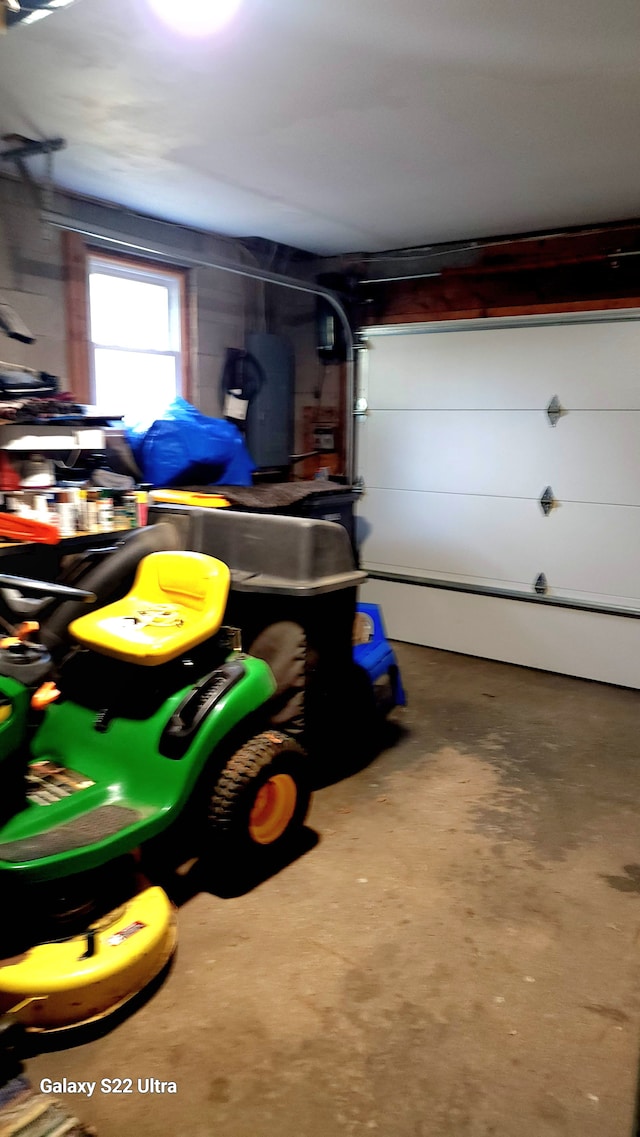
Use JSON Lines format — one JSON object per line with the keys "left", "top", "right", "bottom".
{"left": 87, "top": 255, "right": 185, "bottom": 426}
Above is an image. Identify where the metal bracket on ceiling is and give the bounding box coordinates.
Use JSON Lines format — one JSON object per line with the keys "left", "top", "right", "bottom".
{"left": 0, "top": 134, "right": 65, "bottom": 211}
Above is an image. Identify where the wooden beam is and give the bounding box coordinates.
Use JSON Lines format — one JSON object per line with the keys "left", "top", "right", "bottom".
{"left": 357, "top": 224, "right": 640, "bottom": 326}
{"left": 62, "top": 230, "right": 91, "bottom": 403}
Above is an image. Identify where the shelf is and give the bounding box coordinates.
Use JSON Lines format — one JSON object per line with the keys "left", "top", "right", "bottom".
{"left": 0, "top": 424, "right": 105, "bottom": 452}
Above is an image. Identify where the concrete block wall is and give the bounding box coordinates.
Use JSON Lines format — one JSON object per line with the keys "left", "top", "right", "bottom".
{"left": 0, "top": 177, "right": 68, "bottom": 379}
{"left": 0, "top": 173, "right": 345, "bottom": 475}
{"left": 0, "top": 174, "right": 268, "bottom": 417}
{"left": 192, "top": 267, "right": 266, "bottom": 419}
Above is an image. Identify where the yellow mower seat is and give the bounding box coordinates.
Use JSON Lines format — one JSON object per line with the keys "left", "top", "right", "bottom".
{"left": 68, "top": 550, "right": 230, "bottom": 666}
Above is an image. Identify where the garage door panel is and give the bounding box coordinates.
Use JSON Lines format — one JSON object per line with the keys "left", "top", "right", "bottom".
{"left": 363, "top": 315, "right": 640, "bottom": 686}
{"left": 362, "top": 578, "right": 640, "bottom": 689}
{"left": 361, "top": 410, "right": 544, "bottom": 498}
{"left": 543, "top": 504, "right": 640, "bottom": 599}
{"left": 367, "top": 318, "right": 640, "bottom": 410}
{"left": 359, "top": 489, "right": 543, "bottom": 586}
{"left": 359, "top": 489, "right": 640, "bottom": 603}
{"left": 549, "top": 413, "right": 640, "bottom": 504}
{"left": 361, "top": 409, "right": 640, "bottom": 503}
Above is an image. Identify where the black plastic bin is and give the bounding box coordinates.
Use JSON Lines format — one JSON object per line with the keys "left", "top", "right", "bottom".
{"left": 278, "top": 488, "right": 358, "bottom": 554}
{"left": 183, "top": 481, "right": 360, "bottom": 558}
{"left": 147, "top": 503, "right": 368, "bottom": 770}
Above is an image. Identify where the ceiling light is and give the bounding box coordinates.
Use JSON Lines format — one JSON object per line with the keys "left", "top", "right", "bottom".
{"left": 147, "top": 0, "right": 242, "bottom": 38}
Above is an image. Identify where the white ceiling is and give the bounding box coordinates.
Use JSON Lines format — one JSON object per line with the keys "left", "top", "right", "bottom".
{"left": 1, "top": 0, "right": 640, "bottom": 256}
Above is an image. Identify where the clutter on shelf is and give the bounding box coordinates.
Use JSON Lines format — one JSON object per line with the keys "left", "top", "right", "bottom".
{"left": 0, "top": 367, "right": 61, "bottom": 406}
{"left": 0, "top": 485, "right": 147, "bottom": 543}
{"left": 0, "top": 356, "right": 142, "bottom": 541}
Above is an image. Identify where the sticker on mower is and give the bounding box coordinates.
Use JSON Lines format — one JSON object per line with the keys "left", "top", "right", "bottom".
{"left": 27, "top": 761, "right": 95, "bottom": 804}
{"left": 107, "top": 921, "right": 147, "bottom": 946}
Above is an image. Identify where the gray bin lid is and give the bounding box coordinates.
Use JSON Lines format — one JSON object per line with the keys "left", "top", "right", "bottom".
{"left": 147, "top": 504, "right": 366, "bottom": 596}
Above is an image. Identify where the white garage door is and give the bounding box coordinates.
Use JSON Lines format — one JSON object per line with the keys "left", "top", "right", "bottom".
{"left": 356, "top": 311, "right": 640, "bottom": 688}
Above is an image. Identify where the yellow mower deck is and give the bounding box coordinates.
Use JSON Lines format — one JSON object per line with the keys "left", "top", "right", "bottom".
{"left": 0, "top": 886, "right": 176, "bottom": 1031}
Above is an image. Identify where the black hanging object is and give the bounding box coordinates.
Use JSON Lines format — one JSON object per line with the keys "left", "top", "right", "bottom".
{"left": 219, "top": 348, "right": 264, "bottom": 432}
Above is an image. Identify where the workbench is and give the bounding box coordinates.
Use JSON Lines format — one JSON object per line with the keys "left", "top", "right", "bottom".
{"left": 0, "top": 530, "right": 133, "bottom": 582}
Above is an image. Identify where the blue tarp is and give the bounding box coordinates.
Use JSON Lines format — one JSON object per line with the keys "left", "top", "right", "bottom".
{"left": 127, "top": 398, "right": 255, "bottom": 488}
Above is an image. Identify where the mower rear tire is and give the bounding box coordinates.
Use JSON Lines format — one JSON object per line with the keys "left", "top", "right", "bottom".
{"left": 208, "top": 732, "right": 310, "bottom": 856}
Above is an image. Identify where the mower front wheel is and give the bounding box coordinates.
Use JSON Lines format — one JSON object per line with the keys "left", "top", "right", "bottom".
{"left": 208, "top": 732, "right": 311, "bottom": 858}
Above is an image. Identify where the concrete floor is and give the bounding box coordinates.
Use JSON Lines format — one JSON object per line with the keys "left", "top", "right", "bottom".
{"left": 26, "top": 643, "right": 640, "bottom": 1137}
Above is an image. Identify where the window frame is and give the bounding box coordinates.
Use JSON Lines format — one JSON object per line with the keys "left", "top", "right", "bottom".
{"left": 63, "top": 234, "right": 191, "bottom": 409}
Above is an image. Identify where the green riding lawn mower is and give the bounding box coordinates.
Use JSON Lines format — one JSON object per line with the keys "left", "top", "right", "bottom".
{"left": 0, "top": 509, "right": 405, "bottom": 1040}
